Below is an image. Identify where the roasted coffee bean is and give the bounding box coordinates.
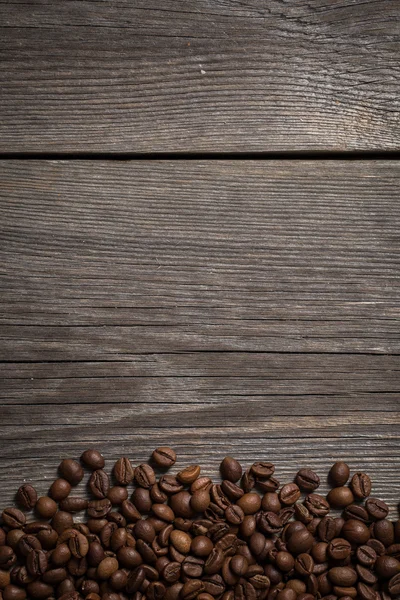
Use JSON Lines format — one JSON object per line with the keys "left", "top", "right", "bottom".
{"left": 158, "top": 475, "right": 183, "bottom": 495}
{"left": 89, "top": 470, "right": 110, "bottom": 499}
{"left": 225, "top": 505, "right": 244, "bottom": 525}
{"left": 257, "top": 476, "right": 280, "bottom": 493}
{"left": 329, "top": 462, "right": 350, "bottom": 487}
{"left": 328, "top": 567, "right": 358, "bottom": 586}
{"left": 236, "top": 493, "right": 261, "bottom": 515}
{"left": 152, "top": 447, "right": 176, "bottom": 468}
{"left": 295, "top": 469, "right": 320, "bottom": 492}
{"left": 357, "top": 545, "right": 377, "bottom": 567}
{"left": 279, "top": 484, "right": 301, "bottom": 506}
{"left": 279, "top": 506, "right": 295, "bottom": 525}
{"left": 135, "top": 464, "right": 156, "bottom": 489}
{"left": 177, "top": 466, "right": 201, "bottom": 485}
{"left": 295, "top": 553, "right": 314, "bottom": 576}
{"left": 113, "top": 457, "right": 134, "bottom": 485}
{"left": 351, "top": 473, "right": 372, "bottom": 500}
{"left": 357, "top": 582, "right": 378, "bottom": 600}
{"left": 59, "top": 497, "right": 88, "bottom": 513}
{"left": 211, "top": 485, "right": 230, "bottom": 510}
{"left": 26, "top": 549, "right": 48, "bottom": 577}
{"left": 49, "top": 478, "right": 71, "bottom": 502}
{"left": 0, "top": 547, "right": 16, "bottom": 568}
{"left": 191, "top": 477, "right": 212, "bottom": 494}
{"left": 87, "top": 499, "right": 112, "bottom": 518}
{"left": 58, "top": 459, "right": 84, "bottom": 486}
{"left": 250, "top": 462, "right": 275, "bottom": 479}
{"left": 170, "top": 492, "right": 194, "bottom": 519}
{"left": 373, "top": 520, "right": 395, "bottom": 547}
{"left": 15, "top": 485, "right": 37, "bottom": 510}
{"left": 219, "top": 458, "right": 242, "bottom": 483}
{"left": 388, "top": 573, "right": 400, "bottom": 597}
{"left": 107, "top": 486, "right": 128, "bottom": 505}
{"left": 375, "top": 556, "right": 400, "bottom": 579}
{"left": 328, "top": 537, "right": 352, "bottom": 560}
{"left": 287, "top": 529, "right": 314, "bottom": 555}
{"left": 304, "top": 494, "right": 330, "bottom": 517}
{"left": 318, "top": 517, "right": 337, "bottom": 542}
{"left": 356, "top": 564, "right": 377, "bottom": 585}
{"left": 343, "top": 504, "right": 370, "bottom": 523}
{"left": 366, "top": 498, "right": 389, "bottom": 520}
{"left": 327, "top": 487, "right": 355, "bottom": 509}
{"left": 81, "top": 449, "right": 105, "bottom": 470}
{"left": 191, "top": 490, "right": 211, "bottom": 513}
{"left": 2, "top": 509, "right": 25, "bottom": 529}
{"left": 342, "top": 520, "right": 370, "bottom": 544}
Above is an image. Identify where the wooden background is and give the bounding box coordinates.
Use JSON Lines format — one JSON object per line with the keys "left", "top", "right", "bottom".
{"left": 0, "top": 0, "right": 399, "bottom": 518}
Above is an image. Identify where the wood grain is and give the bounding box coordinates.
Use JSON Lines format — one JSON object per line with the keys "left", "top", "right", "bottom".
{"left": 0, "top": 0, "right": 399, "bottom": 152}
{"left": 0, "top": 159, "right": 399, "bottom": 515}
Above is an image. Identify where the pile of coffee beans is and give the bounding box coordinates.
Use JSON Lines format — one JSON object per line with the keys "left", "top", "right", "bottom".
{"left": 0, "top": 449, "right": 399, "bottom": 600}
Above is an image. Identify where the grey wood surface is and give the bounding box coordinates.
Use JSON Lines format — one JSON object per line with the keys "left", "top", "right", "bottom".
{"left": 0, "top": 160, "right": 398, "bottom": 515}
{"left": 1, "top": 0, "right": 399, "bottom": 153}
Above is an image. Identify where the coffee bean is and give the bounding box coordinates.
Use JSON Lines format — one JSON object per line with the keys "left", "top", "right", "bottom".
{"left": 177, "top": 465, "right": 201, "bottom": 485}
{"left": 113, "top": 457, "right": 135, "bottom": 485}
{"left": 295, "top": 469, "right": 320, "bottom": 492}
{"left": 388, "top": 573, "right": 400, "bottom": 597}
{"left": 80, "top": 449, "right": 105, "bottom": 470}
{"left": 287, "top": 529, "right": 314, "bottom": 554}
{"left": 158, "top": 475, "right": 183, "bottom": 495}
{"left": 250, "top": 462, "right": 275, "bottom": 479}
{"left": 304, "top": 494, "right": 330, "bottom": 517}
{"left": 318, "top": 517, "right": 337, "bottom": 542}
{"left": 220, "top": 457, "right": 242, "bottom": 483}
{"left": 328, "top": 537, "right": 351, "bottom": 560}
{"left": 181, "top": 579, "right": 205, "bottom": 600}
{"left": 49, "top": 478, "right": 71, "bottom": 502}
{"left": 351, "top": 473, "right": 372, "bottom": 500}
{"left": 2, "top": 509, "right": 26, "bottom": 529}
{"left": 135, "top": 464, "right": 156, "bottom": 489}
{"left": 327, "top": 487, "right": 355, "bottom": 508}
{"left": 366, "top": 498, "right": 389, "bottom": 520}
{"left": 26, "top": 549, "right": 48, "bottom": 577}
{"left": 236, "top": 493, "right": 261, "bottom": 515}
{"left": 295, "top": 553, "right": 314, "bottom": 576}
{"left": 373, "top": 520, "right": 395, "bottom": 547}
{"left": 329, "top": 462, "right": 350, "bottom": 487}
{"left": 342, "top": 520, "right": 370, "bottom": 544}
{"left": 343, "top": 504, "right": 370, "bottom": 523}
{"left": 58, "top": 459, "right": 84, "bottom": 486}
{"left": 152, "top": 447, "right": 176, "bottom": 468}
{"left": 225, "top": 505, "right": 244, "bottom": 525}
{"left": 88, "top": 470, "right": 110, "bottom": 499}
{"left": 375, "top": 556, "right": 400, "bottom": 579}
{"left": 190, "top": 490, "right": 211, "bottom": 513}
{"left": 358, "top": 582, "right": 378, "bottom": 600}
{"left": 15, "top": 485, "right": 37, "bottom": 511}
{"left": 170, "top": 491, "right": 194, "bottom": 519}
{"left": 87, "top": 499, "right": 112, "bottom": 518}
{"left": 34, "top": 496, "right": 58, "bottom": 519}
{"left": 279, "top": 484, "right": 301, "bottom": 506}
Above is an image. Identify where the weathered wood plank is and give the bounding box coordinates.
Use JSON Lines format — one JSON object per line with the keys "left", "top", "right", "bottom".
{"left": 0, "top": 1, "right": 399, "bottom": 152}
{"left": 0, "top": 160, "right": 398, "bottom": 517}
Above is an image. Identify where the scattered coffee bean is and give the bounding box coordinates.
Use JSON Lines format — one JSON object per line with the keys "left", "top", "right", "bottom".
{"left": 0, "top": 451, "right": 398, "bottom": 600}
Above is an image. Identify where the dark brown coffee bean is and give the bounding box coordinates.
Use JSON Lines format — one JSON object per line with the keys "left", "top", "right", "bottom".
{"left": 250, "top": 462, "right": 275, "bottom": 479}
{"left": 295, "top": 553, "right": 314, "bottom": 576}
{"left": 225, "top": 505, "right": 244, "bottom": 525}
{"left": 279, "top": 484, "right": 300, "bottom": 506}
{"left": 26, "top": 581, "right": 54, "bottom": 599}
{"left": 373, "top": 520, "right": 395, "bottom": 547}
{"left": 356, "top": 564, "right": 377, "bottom": 585}
{"left": 59, "top": 497, "right": 88, "bottom": 513}
{"left": 388, "top": 573, "right": 400, "bottom": 597}
{"left": 152, "top": 447, "right": 176, "bottom": 468}
{"left": 88, "top": 470, "right": 110, "bottom": 499}
{"left": 191, "top": 490, "right": 211, "bottom": 513}
{"left": 175, "top": 465, "right": 200, "bottom": 485}
{"left": 158, "top": 475, "right": 183, "bottom": 495}
{"left": 204, "top": 548, "right": 224, "bottom": 575}
{"left": 81, "top": 449, "right": 105, "bottom": 470}
{"left": 343, "top": 504, "right": 370, "bottom": 523}
{"left": 287, "top": 529, "right": 314, "bottom": 555}
{"left": 351, "top": 473, "right": 371, "bottom": 500}
{"left": 27, "top": 549, "right": 48, "bottom": 576}
{"left": 113, "top": 457, "right": 134, "bottom": 485}
{"left": 342, "top": 519, "right": 370, "bottom": 544}
{"left": 357, "top": 583, "right": 378, "bottom": 600}
{"left": 329, "top": 462, "right": 350, "bottom": 487}
{"left": 106, "top": 486, "right": 128, "bottom": 505}
{"left": 327, "top": 487, "right": 355, "bottom": 509}
{"left": 279, "top": 506, "right": 295, "bottom": 525}
{"left": 0, "top": 546, "right": 16, "bottom": 568}
{"left": 16, "top": 484, "right": 37, "bottom": 510}
{"left": 318, "top": 517, "right": 337, "bottom": 542}
{"left": 135, "top": 464, "right": 156, "bottom": 489}
{"left": 375, "top": 556, "right": 400, "bottom": 579}
{"left": 356, "top": 544, "right": 376, "bottom": 567}
{"left": 181, "top": 579, "right": 205, "bottom": 600}
{"left": 219, "top": 457, "right": 242, "bottom": 483}
{"left": 294, "top": 503, "right": 313, "bottom": 524}
{"left": 236, "top": 493, "right": 261, "bottom": 515}
{"left": 304, "top": 494, "right": 330, "bottom": 517}
{"left": 190, "top": 477, "right": 212, "bottom": 494}
{"left": 87, "top": 499, "right": 112, "bottom": 518}
{"left": 58, "top": 459, "right": 84, "bottom": 486}
{"left": 328, "top": 567, "right": 357, "bottom": 587}
{"left": 170, "top": 491, "right": 194, "bottom": 519}
{"left": 256, "top": 476, "right": 280, "bottom": 493}
{"left": 49, "top": 478, "right": 71, "bottom": 502}
{"left": 295, "top": 469, "right": 320, "bottom": 492}
{"left": 327, "top": 537, "right": 351, "bottom": 560}
{"left": 2, "top": 508, "right": 26, "bottom": 529}
{"left": 365, "top": 498, "right": 389, "bottom": 520}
